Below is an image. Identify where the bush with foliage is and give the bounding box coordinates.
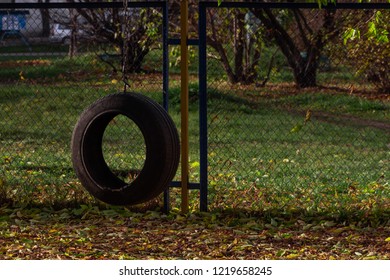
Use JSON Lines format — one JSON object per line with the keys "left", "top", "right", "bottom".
{"left": 343, "top": 11, "right": 389, "bottom": 93}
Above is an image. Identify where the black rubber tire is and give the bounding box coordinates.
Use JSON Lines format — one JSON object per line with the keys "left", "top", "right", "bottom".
{"left": 71, "top": 92, "right": 180, "bottom": 206}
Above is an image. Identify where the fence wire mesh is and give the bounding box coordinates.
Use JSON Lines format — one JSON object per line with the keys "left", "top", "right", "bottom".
{"left": 0, "top": 1, "right": 388, "bottom": 216}
{"left": 0, "top": 2, "right": 168, "bottom": 206}
{"left": 204, "top": 3, "right": 389, "bottom": 214}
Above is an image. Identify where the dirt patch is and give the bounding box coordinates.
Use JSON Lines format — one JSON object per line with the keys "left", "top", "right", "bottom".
{"left": 313, "top": 111, "right": 390, "bottom": 132}
{"left": 227, "top": 83, "right": 389, "bottom": 131}
{"left": 290, "top": 110, "right": 390, "bottom": 132}
{"left": 0, "top": 60, "right": 51, "bottom": 68}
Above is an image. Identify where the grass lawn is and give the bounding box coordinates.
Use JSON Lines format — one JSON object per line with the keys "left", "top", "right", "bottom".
{"left": 0, "top": 53, "right": 389, "bottom": 260}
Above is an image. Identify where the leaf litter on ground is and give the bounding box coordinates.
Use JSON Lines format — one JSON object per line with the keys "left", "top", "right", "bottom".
{"left": 0, "top": 205, "right": 389, "bottom": 260}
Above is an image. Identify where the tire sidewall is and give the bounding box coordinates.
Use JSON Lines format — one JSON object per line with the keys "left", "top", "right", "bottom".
{"left": 71, "top": 93, "right": 179, "bottom": 205}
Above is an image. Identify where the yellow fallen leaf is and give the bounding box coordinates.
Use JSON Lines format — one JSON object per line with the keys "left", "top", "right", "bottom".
{"left": 290, "top": 124, "right": 303, "bottom": 133}
{"left": 111, "top": 79, "right": 118, "bottom": 84}
{"left": 331, "top": 226, "right": 350, "bottom": 235}
{"left": 385, "top": 237, "right": 390, "bottom": 242}
{"left": 286, "top": 253, "right": 299, "bottom": 259}
{"left": 304, "top": 109, "right": 312, "bottom": 123}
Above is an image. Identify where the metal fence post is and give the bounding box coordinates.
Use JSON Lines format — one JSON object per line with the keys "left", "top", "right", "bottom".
{"left": 198, "top": 2, "right": 208, "bottom": 212}
{"left": 162, "top": 0, "right": 171, "bottom": 213}
{"left": 180, "top": 0, "right": 190, "bottom": 214}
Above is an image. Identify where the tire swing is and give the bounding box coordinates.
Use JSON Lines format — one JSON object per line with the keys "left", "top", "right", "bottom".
{"left": 71, "top": 92, "right": 180, "bottom": 206}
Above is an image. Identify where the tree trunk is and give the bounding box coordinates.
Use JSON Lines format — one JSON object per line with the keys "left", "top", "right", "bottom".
{"left": 39, "top": 0, "right": 51, "bottom": 37}
{"left": 251, "top": 8, "right": 337, "bottom": 88}
{"left": 206, "top": 9, "right": 261, "bottom": 85}
{"left": 68, "top": 9, "right": 78, "bottom": 58}
{"left": 233, "top": 12, "right": 245, "bottom": 82}
{"left": 294, "top": 59, "right": 318, "bottom": 88}
{"left": 122, "top": 41, "right": 149, "bottom": 74}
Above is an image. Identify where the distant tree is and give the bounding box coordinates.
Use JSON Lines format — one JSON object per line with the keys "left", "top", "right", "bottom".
{"left": 192, "top": 0, "right": 341, "bottom": 87}
{"left": 38, "top": 0, "right": 51, "bottom": 37}
{"left": 204, "top": 8, "right": 264, "bottom": 84}
{"left": 69, "top": 0, "right": 161, "bottom": 73}
{"left": 251, "top": 6, "right": 340, "bottom": 88}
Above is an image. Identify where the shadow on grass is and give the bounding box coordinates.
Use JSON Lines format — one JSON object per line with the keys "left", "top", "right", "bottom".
{"left": 1, "top": 198, "right": 389, "bottom": 229}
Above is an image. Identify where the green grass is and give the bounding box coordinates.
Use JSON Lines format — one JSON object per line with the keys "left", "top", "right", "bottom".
{"left": 201, "top": 88, "right": 389, "bottom": 218}
{"left": 0, "top": 55, "right": 110, "bottom": 82}
{"left": 0, "top": 43, "right": 69, "bottom": 53}
{"left": 269, "top": 92, "right": 389, "bottom": 121}
{"left": 0, "top": 55, "right": 389, "bottom": 223}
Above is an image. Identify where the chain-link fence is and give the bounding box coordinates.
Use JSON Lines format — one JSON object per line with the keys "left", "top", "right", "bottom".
{"left": 202, "top": 1, "right": 389, "bottom": 214}
{"left": 0, "top": 1, "right": 172, "bottom": 207}
{"left": 0, "top": 1, "right": 389, "bottom": 216}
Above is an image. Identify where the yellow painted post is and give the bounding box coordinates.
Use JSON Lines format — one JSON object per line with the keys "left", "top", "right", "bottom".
{"left": 180, "top": 0, "right": 189, "bottom": 214}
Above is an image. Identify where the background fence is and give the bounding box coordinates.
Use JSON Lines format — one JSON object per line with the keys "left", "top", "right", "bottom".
{"left": 0, "top": 1, "right": 172, "bottom": 207}
{"left": 0, "top": 1, "right": 388, "bottom": 217}
{"left": 201, "top": 1, "right": 389, "bottom": 215}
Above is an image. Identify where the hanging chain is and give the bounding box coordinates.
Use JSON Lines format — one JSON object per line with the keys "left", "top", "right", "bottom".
{"left": 122, "top": 0, "right": 131, "bottom": 92}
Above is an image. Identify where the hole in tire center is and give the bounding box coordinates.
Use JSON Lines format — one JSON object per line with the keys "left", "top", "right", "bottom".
{"left": 102, "top": 114, "right": 146, "bottom": 184}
